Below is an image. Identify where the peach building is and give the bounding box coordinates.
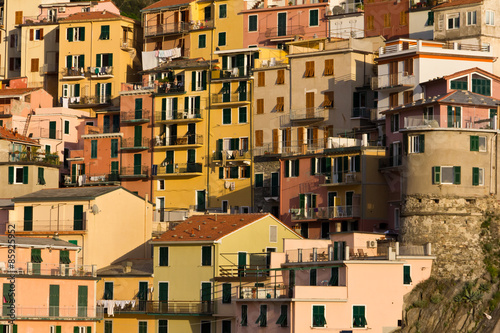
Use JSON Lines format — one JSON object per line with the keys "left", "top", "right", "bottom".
{"left": 0, "top": 235, "right": 100, "bottom": 332}
{"left": 234, "top": 232, "right": 434, "bottom": 332}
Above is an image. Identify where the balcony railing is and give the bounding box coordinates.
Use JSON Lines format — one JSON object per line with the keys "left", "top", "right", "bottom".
{"left": 285, "top": 246, "right": 346, "bottom": 263}
{"left": 8, "top": 151, "right": 60, "bottom": 166}
{"left": 290, "top": 108, "right": 327, "bottom": 122}
{"left": 403, "top": 116, "right": 495, "bottom": 130}
{"left": 371, "top": 72, "right": 415, "bottom": 90}
{"left": 121, "top": 110, "right": 150, "bottom": 123}
{"left": 30, "top": 128, "right": 62, "bottom": 140}
{"left": 62, "top": 67, "right": 85, "bottom": 78}
{"left": 290, "top": 206, "right": 360, "bottom": 220}
{"left": 219, "top": 265, "right": 271, "bottom": 278}
{"left": 211, "top": 67, "right": 252, "bottom": 80}
{"left": 154, "top": 134, "right": 203, "bottom": 147}
{"left": 121, "top": 81, "right": 156, "bottom": 92}
{"left": 145, "top": 20, "right": 214, "bottom": 36}
{"left": 154, "top": 209, "right": 189, "bottom": 223}
{"left": 121, "top": 137, "right": 150, "bottom": 149}
{"left": 378, "top": 156, "right": 402, "bottom": 169}
{"left": 213, "top": 150, "right": 251, "bottom": 161}
{"left": 240, "top": 284, "right": 290, "bottom": 299}
{"left": 211, "top": 93, "right": 248, "bottom": 104}
{"left": 65, "top": 173, "right": 120, "bottom": 186}
{"left": 65, "top": 95, "right": 112, "bottom": 105}
{"left": 120, "top": 38, "right": 135, "bottom": 50}
{"left": 120, "top": 166, "right": 149, "bottom": 177}
{"left": 9, "top": 219, "right": 87, "bottom": 232}
{"left": 2, "top": 305, "right": 103, "bottom": 319}
{"left": 253, "top": 140, "right": 325, "bottom": 156}
{"left": 265, "top": 25, "right": 305, "bottom": 38}
{"left": 157, "top": 85, "right": 185, "bottom": 95}
{"left": 145, "top": 301, "right": 214, "bottom": 314}
{"left": 324, "top": 172, "right": 360, "bottom": 185}
{"left": 155, "top": 110, "right": 202, "bottom": 122}
{"left": 0, "top": 262, "right": 96, "bottom": 277}
{"left": 156, "top": 163, "right": 202, "bottom": 175}
{"left": 88, "top": 66, "right": 113, "bottom": 77}
{"left": 351, "top": 107, "right": 372, "bottom": 119}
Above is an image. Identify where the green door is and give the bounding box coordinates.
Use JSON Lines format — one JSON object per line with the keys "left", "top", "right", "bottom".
{"left": 24, "top": 206, "right": 33, "bottom": 231}
{"left": 196, "top": 190, "right": 205, "bottom": 212}
{"left": 134, "top": 126, "right": 142, "bottom": 147}
{"left": 166, "top": 151, "right": 174, "bottom": 174}
{"left": 159, "top": 282, "right": 168, "bottom": 312}
{"left": 134, "top": 154, "right": 142, "bottom": 175}
{"left": 201, "top": 282, "right": 211, "bottom": 304}
{"left": 238, "top": 252, "right": 246, "bottom": 277}
{"left": 278, "top": 12, "right": 287, "bottom": 36}
{"left": 135, "top": 98, "right": 143, "bottom": 119}
{"left": 49, "top": 121, "right": 56, "bottom": 139}
{"left": 271, "top": 173, "right": 279, "bottom": 196}
{"left": 138, "top": 281, "right": 148, "bottom": 311}
{"left": 78, "top": 286, "right": 88, "bottom": 317}
{"left": 49, "top": 285, "right": 60, "bottom": 316}
{"left": 73, "top": 205, "right": 83, "bottom": 231}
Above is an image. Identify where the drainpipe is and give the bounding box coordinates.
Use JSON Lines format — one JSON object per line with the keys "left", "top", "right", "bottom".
{"left": 150, "top": 94, "right": 154, "bottom": 202}
{"left": 206, "top": 2, "right": 215, "bottom": 210}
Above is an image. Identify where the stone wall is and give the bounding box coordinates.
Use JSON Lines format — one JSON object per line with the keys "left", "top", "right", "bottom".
{"left": 401, "top": 194, "right": 500, "bottom": 280}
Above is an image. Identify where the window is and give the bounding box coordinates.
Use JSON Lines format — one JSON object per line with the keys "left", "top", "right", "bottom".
{"left": 432, "top": 166, "right": 460, "bottom": 185}
{"left": 470, "top": 135, "right": 486, "bottom": 152}
{"left": 91, "top": 140, "right": 97, "bottom": 159}
{"left": 255, "top": 130, "right": 263, "bottom": 147}
{"left": 198, "top": 34, "right": 206, "bottom": 48}
{"left": 138, "top": 321, "right": 147, "bottom": 333}
{"left": 309, "top": 9, "right": 319, "bottom": 26}
{"left": 104, "top": 321, "right": 112, "bottom": 333}
{"left": 472, "top": 167, "right": 484, "bottom": 186}
{"left": 96, "top": 53, "right": 113, "bottom": 67}
{"left": 389, "top": 92, "right": 398, "bottom": 108}
{"left": 38, "top": 167, "right": 45, "bottom": 185}
{"left": 223, "top": 108, "right": 231, "bottom": 124}
{"left": 403, "top": 90, "right": 413, "bottom": 104}
{"left": 447, "top": 13, "right": 460, "bottom": 29}
{"left": 240, "top": 166, "right": 251, "bottom": 178}
{"left": 305, "top": 61, "right": 315, "bottom": 77}
{"left": 10, "top": 34, "right": 18, "bottom": 49}
{"left": 9, "top": 58, "right": 21, "bottom": 71}
{"left": 353, "top": 305, "right": 367, "bottom": 327}
{"left": 15, "top": 11, "right": 23, "bottom": 25}
{"left": 30, "top": 58, "right": 39, "bottom": 72}
{"left": 256, "top": 99, "right": 264, "bottom": 114}
{"left": 394, "top": 207, "right": 400, "bottom": 230}
{"left": 100, "top": 25, "right": 110, "bottom": 40}
{"left": 255, "top": 173, "right": 263, "bottom": 187}
{"left": 310, "top": 269, "right": 317, "bottom": 286}
{"left": 222, "top": 283, "right": 231, "bottom": 303}
{"left": 367, "top": 15, "right": 374, "bottom": 30}
{"left": 8, "top": 166, "right": 28, "bottom": 184}
{"left": 490, "top": 108, "right": 497, "bottom": 119}
{"left": 269, "top": 225, "right": 277, "bottom": 243}
{"left": 241, "top": 305, "right": 248, "bottom": 326}
{"left": 284, "top": 159, "right": 300, "bottom": 177}
{"left": 258, "top": 72, "right": 265, "bottom": 87}
{"left": 218, "top": 32, "right": 226, "bottom": 46}
{"left": 329, "top": 267, "right": 339, "bottom": 286}
{"left": 404, "top": 58, "right": 413, "bottom": 75}
{"left": 276, "top": 97, "right": 284, "bottom": 112}
{"left": 312, "top": 305, "right": 326, "bottom": 327}
{"left": 255, "top": 305, "right": 267, "bottom": 327}
{"left": 384, "top": 13, "right": 391, "bottom": 27}
{"left": 67, "top": 27, "right": 85, "bottom": 41}
{"left": 222, "top": 320, "right": 231, "bottom": 333}
{"left": 408, "top": 134, "right": 424, "bottom": 153}
{"left": 238, "top": 107, "right": 247, "bottom": 123}
{"left": 65, "top": 54, "right": 85, "bottom": 69}
{"left": 450, "top": 78, "right": 467, "bottom": 90}
{"left": 277, "top": 69, "right": 285, "bottom": 84}
{"left": 62, "top": 84, "right": 81, "bottom": 99}
{"left": 324, "top": 59, "right": 334, "bottom": 76}
{"left": 192, "top": 70, "right": 207, "bottom": 91}
{"left": 427, "top": 11, "right": 434, "bottom": 26}
{"left": 472, "top": 77, "right": 491, "bottom": 96}
{"left": 323, "top": 91, "right": 334, "bottom": 108}
{"left": 158, "top": 180, "right": 165, "bottom": 191}
{"left": 62, "top": 120, "right": 70, "bottom": 135}
{"left": 486, "top": 10, "right": 495, "bottom": 25}
{"left": 447, "top": 106, "right": 462, "bottom": 128}
{"left": 249, "top": 15, "right": 258, "bottom": 31}
{"left": 400, "top": 11, "right": 407, "bottom": 25}
{"left": 104, "top": 282, "right": 113, "bottom": 300}
{"left": 201, "top": 246, "right": 212, "bottom": 266}
{"left": 159, "top": 247, "right": 169, "bottom": 266}
{"left": 403, "top": 265, "right": 412, "bottom": 285}
{"left": 158, "top": 320, "right": 168, "bottom": 333}
{"left": 390, "top": 114, "right": 399, "bottom": 132}
{"left": 219, "top": 4, "right": 227, "bottom": 18}
{"left": 276, "top": 304, "right": 288, "bottom": 327}
{"left": 111, "top": 139, "right": 118, "bottom": 158}
{"left": 467, "top": 11, "right": 477, "bottom": 25}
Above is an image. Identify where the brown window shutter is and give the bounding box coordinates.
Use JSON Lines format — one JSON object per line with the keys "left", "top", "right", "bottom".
{"left": 285, "top": 128, "right": 291, "bottom": 146}
{"left": 258, "top": 72, "right": 265, "bottom": 87}
{"left": 272, "top": 129, "right": 279, "bottom": 153}
{"left": 40, "top": 29, "right": 44, "bottom": 40}
{"left": 313, "top": 128, "right": 318, "bottom": 146}
{"left": 297, "top": 127, "right": 304, "bottom": 144}
{"left": 31, "top": 58, "right": 39, "bottom": 72}
{"left": 257, "top": 99, "right": 264, "bottom": 114}
{"left": 15, "top": 11, "right": 22, "bottom": 25}
{"left": 277, "top": 69, "right": 284, "bottom": 84}
{"left": 255, "top": 130, "right": 263, "bottom": 147}
{"left": 277, "top": 97, "right": 284, "bottom": 112}
{"left": 29, "top": 29, "right": 34, "bottom": 41}
{"left": 325, "top": 59, "right": 334, "bottom": 76}
{"left": 306, "top": 92, "right": 314, "bottom": 108}
{"left": 324, "top": 91, "right": 334, "bottom": 108}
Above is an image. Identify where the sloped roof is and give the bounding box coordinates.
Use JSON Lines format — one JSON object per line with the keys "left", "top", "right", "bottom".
{"left": 61, "top": 11, "right": 132, "bottom": 22}
{"left": 0, "top": 127, "right": 39, "bottom": 145}
{"left": 421, "top": 67, "right": 500, "bottom": 85}
{"left": 12, "top": 186, "right": 122, "bottom": 202}
{"left": 0, "top": 235, "right": 80, "bottom": 249}
{"left": 433, "top": 0, "right": 483, "bottom": 9}
{"left": 142, "top": 0, "right": 191, "bottom": 11}
{"left": 154, "top": 213, "right": 277, "bottom": 242}
{"left": 0, "top": 88, "right": 40, "bottom": 97}
{"left": 97, "top": 258, "right": 153, "bottom": 276}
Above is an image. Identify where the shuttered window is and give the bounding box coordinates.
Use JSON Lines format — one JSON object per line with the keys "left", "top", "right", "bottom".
{"left": 100, "top": 25, "right": 110, "bottom": 40}
{"left": 305, "top": 61, "right": 315, "bottom": 77}
{"left": 277, "top": 69, "right": 285, "bottom": 84}
{"left": 255, "top": 130, "right": 263, "bottom": 147}
{"left": 91, "top": 140, "right": 97, "bottom": 159}
{"left": 323, "top": 91, "right": 334, "bottom": 108}
{"left": 255, "top": 174, "right": 263, "bottom": 187}
{"left": 324, "top": 59, "right": 334, "bottom": 76}
{"left": 201, "top": 246, "right": 212, "bottom": 266}
{"left": 353, "top": 305, "right": 367, "bottom": 327}
{"left": 276, "top": 97, "right": 284, "bottom": 112}
{"left": 312, "top": 305, "right": 326, "bottom": 327}
{"left": 256, "top": 99, "right": 264, "bottom": 114}
{"left": 31, "top": 58, "right": 39, "bottom": 72}
{"left": 222, "top": 283, "right": 231, "bottom": 303}
{"left": 258, "top": 72, "right": 265, "bottom": 87}
{"left": 249, "top": 15, "right": 258, "bottom": 31}
{"left": 309, "top": 9, "right": 319, "bottom": 26}
{"left": 223, "top": 108, "right": 231, "bottom": 124}
{"left": 159, "top": 247, "right": 169, "bottom": 266}
{"left": 403, "top": 265, "right": 412, "bottom": 284}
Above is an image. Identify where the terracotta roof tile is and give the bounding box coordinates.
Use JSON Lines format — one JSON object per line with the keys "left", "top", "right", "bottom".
{"left": 142, "top": 0, "right": 192, "bottom": 11}
{"left": 433, "top": 0, "right": 483, "bottom": 9}
{"left": 154, "top": 214, "right": 273, "bottom": 242}
{"left": 61, "top": 11, "right": 127, "bottom": 22}
{"left": 0, "top": 88, "right": 40, "bottom": 96}
{"left": 0, "top": 127, "right": 39, "bottom": 145}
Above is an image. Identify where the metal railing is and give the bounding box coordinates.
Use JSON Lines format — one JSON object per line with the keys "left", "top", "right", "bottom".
{"left": 265, "top": 25, "right": 305, "bottom": 38}
{"left": 121, "top": 81, "right": 155, "bottom": 92}
{"left": 219, "top": 265, "right": 270, "bottom": 278}
{"left": 253, "top": 140, "right": 325, "bottom": 156}
{"left": 0, "top": 262, "right": 96, "bottom": 277}
{"left": 66, "top": 173, "right": 120, "bottom": 185}
{"left": 88, "top": 66, "right": 113, "bottom": 77}
{"left": 62, "top": 67, "right": 85, "bottom": 77}
{"left": 211, "top": 92, "right": 248, "bottom": 104}
{"left": 371, "top": 72, "right": 415, "bottom": 90}
{"left": 83, "top": 125, "right": 120, "bottom": 134}
{"left": 211, "top": 66, "right": 252, "bottom": 80}
{"left": 351, "top": 107, "right": 372, "bottom": 119}
{"left": 240, "top": 284, "right": 290, "bottom": 299}
{"left": 66, "top": 95, "right": 112, "bottom": 105}
{"left": 121, "top": 110, "right": 151, "bottom": 122}
{"left": 121, "top": 137, "right": 150, "bottom": 149}
{"left": 2, "top": 305, "right": 103, "bottom": 319}
{"left": 290, "top": 108, "right": 327, "bottom": 122}
{"left": 120, "top": 38, "right": 135, "bottom": 49}
{"left": 403, "top": 116, "right": 494, "bottom": 130}
{"left": 379, "top": 156, "right": 402, "bottom": 169}
{"left": 9, "top": 151, "right": 60, "bottom": 166}
{"left": 146, "top": 301, "right": 214, "bottom": 314}
{"left": 8, "top": 219, "right": 87, "bottom": 232}
{"left": 155, "top": 110, "right": 202, "bottom": 122}
{"left": 290, "top": 206, "right": 360, "bottom": 220}
{"left": 154, "top": 134, "right": 203, "bottom": 147}
{"left": 324, "top": 172, "right": 360, "bottom": 185}
{"left": 30, "top": 128, "right": 62, "bottom": 140}
{"left": 213, "top": 150, "right": 251, "bottom": 161}
{"left": 145, "top": 20, "right": 214, "bottom": 36}
{"left": 156, "top": 163, "right": 202, "bottom": 175}
{"left": 153, "top": 209, "right": 189, "bottom": 223}
{"left": 120, "top": 166, "right": 149, "bottom": 177}
{"left": 157, "top": 85, "right": 185, "bottom": 95}
{"left": 285, "top": 246, "right": 346, "bottom": 263}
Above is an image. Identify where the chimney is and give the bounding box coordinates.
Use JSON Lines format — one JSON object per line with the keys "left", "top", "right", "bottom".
{"left": 13, "top": 128, "right": 17, "bottom": 135}
{"left": 124, "top": 261, "right": 133, "bottom": 273}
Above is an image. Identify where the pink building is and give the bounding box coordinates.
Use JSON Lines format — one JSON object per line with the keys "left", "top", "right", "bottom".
{"left": 0, "top": 235, "right": 100, "bottom": 332}
{"left": 234, "top": 232, "right": 434, "bottom": 332}
{"left": 241, "top": 0, "right": 329, "bottom": 48}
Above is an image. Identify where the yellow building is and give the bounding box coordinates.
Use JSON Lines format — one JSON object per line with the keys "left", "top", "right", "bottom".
{"left": 97, "top": 258, "right": 156, "bottom": 333}
{"left": 9, "top": 186, "right": 153, "bottom": 269}
{"left": 58, "top": 11, "right": 141, "bottom": 114}
{"left": 151, "top": 213, "right": 301, "bottom": 332}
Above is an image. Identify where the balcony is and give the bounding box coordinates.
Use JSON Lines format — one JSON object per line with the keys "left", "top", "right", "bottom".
{"left": 322, "top": 172, "right": 361, "bottom": 186}
{"left": 64, "top": 173, "right": 120, "bottom": 186}
{"left": 156, "top": 85, "right": 186, "bottom": 95}
{"left": 88, "top": 66, "right": 113, "bottom": 78}
{"left": 371, "top": 72, "right": 415, "bottom": 91}
{"left": 121, "top": 137, "right": 150, "bottom": 150}
{"left": 66, "top": 95, "right": 112, "bottom": 106}
{"left": 351, "top": 107, "right": 372, "bottom": 119}
{"left": 239, "top": 284, "right": 291, "bottom": 299}
{"left": 265, "top": 25, "right": 305, "bottom": 40}
{"left": 1, "top": 305, "right": 103, "bottom": 320}
{"left": 253, "top": 140, "right": 325, "bottom": 156}
{"left": 120, "top": 38, "right": 135, "bottom": 51}
{"left": 121, "top": 81, "right": 155, "bottom": 92}
{"left": 211, "top": 67, "right": 252, "bottom": 80}
{"left": 9, "top": 219, "right": 87, "bottom": 233}
{"left": 285, "top": 246, "right": 346, "bottom": 263}
{"left": 146, "top": 301, "right": 213, "bottom": 314}
{"left": 290, "top": 206, "right": 360, "bottom": 221}
{"left": 8, "top": 151, "right": 60, "bottom": 167}
{"left": 61, "top": 67, "right": 85, "bottom": 79}
{"left": 84, "top": 125, "right": 120, "bottom": 135}
{"left": 155, "top": 163, "right": 202, "bottom": 176}
{"left": 155, "top": 109, "right": 203, "bottom": 123}
{"left": 403, "top": 116, "right": 494, "bottom": 130}
{"left": 120, "top": 166, "right": 149, "bottom": 178}
{"left": 0, "top": 262, "right": 96, "bottom": 277}
{"left": 154, "top": 134, "right": 203, "bottom": 148}
{"left": 213, "top": 150, "right": 251, "bottom": 163}
{"left": 211, "top": 92, "right": 249, "bottom": 104}
{"left": 121, "top": 110, "right": 150, "bottom": 124}
{"left": 144, "top": 20, "right": 214, "bottom": 37}
{"left": 290, "top": 108, "right": 327, "bottom": 124}
{"left": 154, "top": 209, "right": 189, "bottom": 223}
{"left": 378, "top": 156, "right": 402, "bottom": 169}
{"left": 219, "top": 265, "right": 271, "bottom": 278}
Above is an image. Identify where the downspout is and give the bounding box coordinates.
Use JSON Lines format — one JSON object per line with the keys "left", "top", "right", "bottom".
{"left": 206, "top": 1, "right": 215, "bottom": 210}
{"left": 150, "top": 93, "right": 154, "bottom": 201}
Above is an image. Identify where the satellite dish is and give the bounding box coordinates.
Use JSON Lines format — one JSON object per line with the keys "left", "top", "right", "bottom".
{"left": 91, "top": 204, "right": 100, "bottom": 214}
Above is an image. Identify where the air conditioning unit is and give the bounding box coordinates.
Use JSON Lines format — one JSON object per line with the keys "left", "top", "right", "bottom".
{"left": 59, "top": 7, "right": 66, "bottom": 12}
{"left": 367, "top": 240, "right": 377, "bottom": 248}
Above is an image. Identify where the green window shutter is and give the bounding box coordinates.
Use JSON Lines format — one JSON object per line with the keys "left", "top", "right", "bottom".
{"left": 404, "top": 265, "right": 412, "bottom": 284}
{"left": 79, "top": 55, "right": 84, "bottom": 68}
{"left": 106, "top": 83, "right": 112, "bottom": 97}
{"left": 87, "top": 326, "right": 91, "bottom": 333}
{"left": 188, "top": 149, "right": 195, "bottom": 164}
{"left": 96, "top": 54, "right": 101, "bottom": 67}
{"left": 192, "top": 71, "right": 196, "bottom": 91}
{"left": 201, "top": 282, "right": 211, "bottom": 302}
{"left": 244, "top": 166, "right": 250, "bottom": 178}
{"left": 329, "top": 267, "right": 339, "bottom": 286}
{"left": 96, "top": 83, "right": 101, "bottom": 97}
{"left": 12, "top": 325, "right": 17, "bottom": 333}
{"left": 74, "top": 327, "right": 79, "bottom": 333}
{"left": 135, "top": 98, "right": 143, "bottom": 111}
{"left": 220, "top": 4, "right": 227, "bottom": 18}
{"left": 80, "top": 27, "right": 85, "bottom": 41}
{"left": 355, "top": 155, "right": 361, "bottom": 172}
{"left": 353, "top": 305, "right": 367, "bottom": 327}
{"left": 473, "top": 167, "right": 479, "bottom": 186}
{"left": 161, "top": 98, "right": 166, "bottom": 112}
{"left": 104, "top": 282, "right": 113, "bottom": 300}
{"left": 56, "top": 326, "right": 61, "bottom": 333}
{"left": 294, "top": 159, "right": 300, "bottom": 177}
{"left": 198, "top": 35, "right": 206, "bottom": 48}
{"left": 222, "top": 56, "right": 228, "bottom": 70}
{"left": 159, "top": 247, "right": 169, "bottom": 266}
{"left": 8, "top": 166, "right": 13, "bottom": 184}
{"left": 470, "top": 136, "right": 479, "bottom": 151}
{"left": 310, "top": 158, "right": 316, "bottom": 175}
{"left": 219, "top": 167, "right": 224, "bottom": 179}
{"left": 202, "top": 70, "right": 207, "bottom": 90}
{"left": 23, "top": 166, "right": 28, "bottom": 184}
{"left": 184, "top": 96, "right": 189, "bottom": 111}
{"left": 195, "top": 96, "right": 201, "bottom": 112}
{"left": 24, "top": 206, "right": 33, "bottom": 231}
{"left": 241, "top": 305, "right": 248, "bottom": 326}
{"left": 75, "top": 83, "right": 80, "bottom": 97}
{"left": 108, "top": 53, "right": 113, "bottom": 66}
{"left": 222, "top": 283, "right": 231, "bottom": 303}
{"left": 310, "top": 9, "right": 319, "bottom": 26}
{"left": 447, "top": 105, "right": 454, "bottom": 127}
{"left": 299, "top": 194, "right": 305, "bottom": 209}
{"left": 453, "top": 166, "right": 461, "bottom": 184}
{"left": 66, "top": 55, "right": 72, "bottom": 68}
{"left": 490, "top": 108, "right": 497, "bottom": 118}
{"left": 239, "top": 107, "right": 247, "bottom": 123}
{"left": 134, "top": 126, "right": 142, "bottom": 147}
{"left": 172, "top": 97, "right": 178, "bottom": 112}
{"left": 255, "top": 174, "right": 263, "bottom": 187}
{"left": 49, "top": 285, "right": 60, "bottom": 316}
{"left": 230, "top": 166, "right": 239, "bottom": 179}
{"left": 218, "top": 32, "right": 226, "bottom": 46}
{"left": 64, "top": 120, "right": 70, "bottom": 134}
{"left": 38, "top": 167, "right": 45, "bottom": 185}
{"left": 111, "top": 161, "right": 119, "bottom": 175}
{"left": 419, "top": 134, "right": 425, "bottom": 153}
{"left": 67, "top": 28, "right": 73, "bottom": 42}
{"left": 432, "top": 166, "right": 441, "bottom": 184}
{"left": 310, "top": 269, "right": 317, "bottom": 285}
{"left": 285, "top": 161, "right": 290, "bottom": 178}
{"left": 223, "top": 108, "right": 231, "bottom": 124}
{"left": 111, "top": 139, "right": 118, "bottom": 158}
{"left": 312, "top": 305, "right": 326, "bottom": 327}
{"left": 74, "top": 205, "right": 84, "bottom": 231}
{"left": 249, "top": 15, "right": 257, "bottom": 31}
{"left": 91, "top": 140, "right": 97, "bottom": 158}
